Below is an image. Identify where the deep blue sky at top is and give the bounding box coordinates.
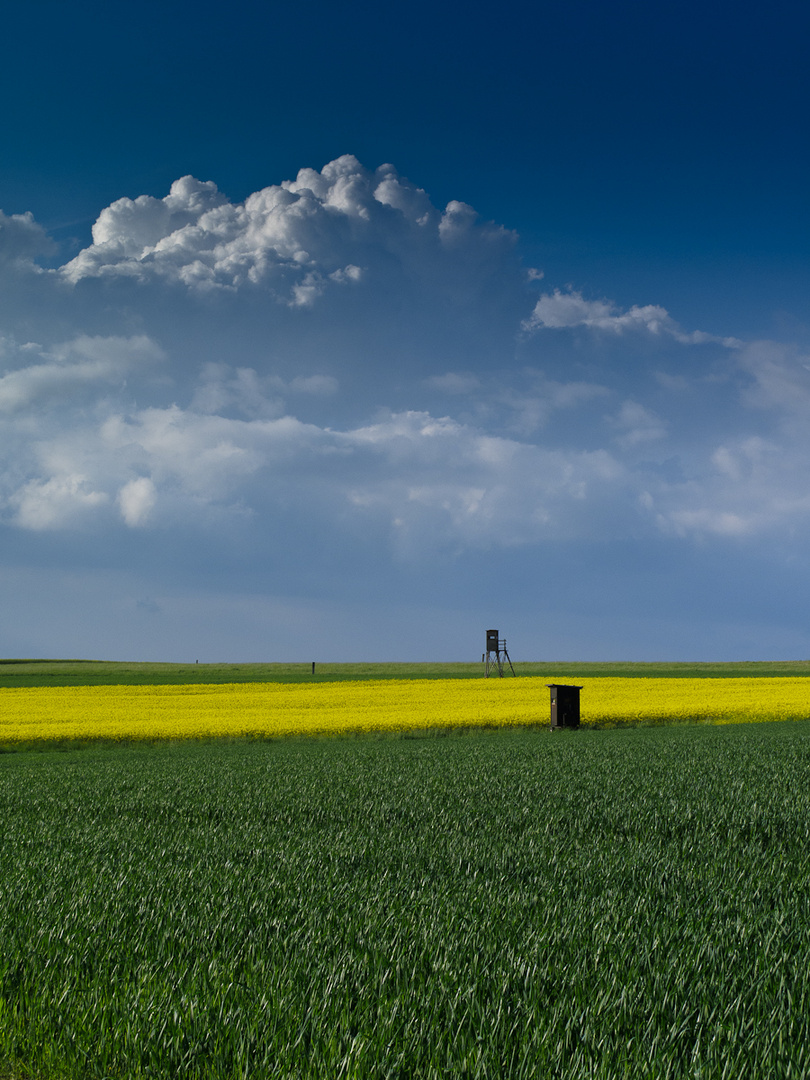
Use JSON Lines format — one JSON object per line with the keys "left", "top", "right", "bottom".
{"left": 5, "top": 0, "right": 809, "bottom": 337}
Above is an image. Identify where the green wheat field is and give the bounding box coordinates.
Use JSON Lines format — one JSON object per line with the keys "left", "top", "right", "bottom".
{"left": 2, "top": 661, "right": 810, "bottom": 1078}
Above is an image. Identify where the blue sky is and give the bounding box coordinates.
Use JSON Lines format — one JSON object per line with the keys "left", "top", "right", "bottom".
{"left": 1, "top": 0, "right": 809, "bottom": 661}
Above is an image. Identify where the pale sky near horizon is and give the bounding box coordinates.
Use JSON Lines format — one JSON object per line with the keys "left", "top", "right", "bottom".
{"left": 1, "top": 0, "right": 809, "bottom": 662}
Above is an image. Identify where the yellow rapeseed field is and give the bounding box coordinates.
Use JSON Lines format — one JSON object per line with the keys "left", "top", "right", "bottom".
{"left": 1, "top": 677, "right": 809, "bottom": 743}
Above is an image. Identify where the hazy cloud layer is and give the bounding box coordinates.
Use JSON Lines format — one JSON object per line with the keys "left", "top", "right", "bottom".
{"left": 0, "top": 334, "right": 163, "bottom": 413}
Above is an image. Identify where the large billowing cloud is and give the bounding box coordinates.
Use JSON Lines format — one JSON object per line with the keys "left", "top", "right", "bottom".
{"left": 1, "top": 155, "right": 810, "bottom": 658}
{"left": 0, "top": 155, "right": 806, "bottom": 548}
{"left": 59, "top": 155, "right": 518, "bottom": 308}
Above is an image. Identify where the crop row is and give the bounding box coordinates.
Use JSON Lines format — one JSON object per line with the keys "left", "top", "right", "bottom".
{"left": 1, "top": 677, "right": 810, "bottom": 744}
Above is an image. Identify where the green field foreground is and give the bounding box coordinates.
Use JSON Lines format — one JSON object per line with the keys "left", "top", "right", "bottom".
{"left": 2, "top": 722, "right": 810, "bottom": 1078}
{"left": 3, "top": 658, "right": 810, "bottom": 687}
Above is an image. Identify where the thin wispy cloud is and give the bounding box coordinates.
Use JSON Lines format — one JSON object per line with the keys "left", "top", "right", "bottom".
{"left": 522, "top": 287, "right": 743, "bottom": 347}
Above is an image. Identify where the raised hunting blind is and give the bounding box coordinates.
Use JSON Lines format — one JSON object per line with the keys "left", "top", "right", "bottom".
{"left": 484, "top": 629, "right": 515, "bottom": 677}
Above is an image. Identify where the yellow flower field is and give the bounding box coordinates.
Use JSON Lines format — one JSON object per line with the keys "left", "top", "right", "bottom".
{"left": 1, "top": 677, "right": 810, "bottom": 743}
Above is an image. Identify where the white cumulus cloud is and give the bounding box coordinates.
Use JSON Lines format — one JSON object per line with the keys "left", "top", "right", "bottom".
{"left": 10, "top": 475, "right": 109, "bottom": 530}
{"left": 118, "top": 477, "right": 156, "bottom": 526}
{"left": 58, "top": 156, "right": 517, "bottom": 310}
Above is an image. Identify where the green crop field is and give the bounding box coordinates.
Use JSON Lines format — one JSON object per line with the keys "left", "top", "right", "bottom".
{"left": 2, "top": 657, "right": 810, "bottom": 687}
{"left": 2, "top": 721, "right": 810, "bottom": 1078}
